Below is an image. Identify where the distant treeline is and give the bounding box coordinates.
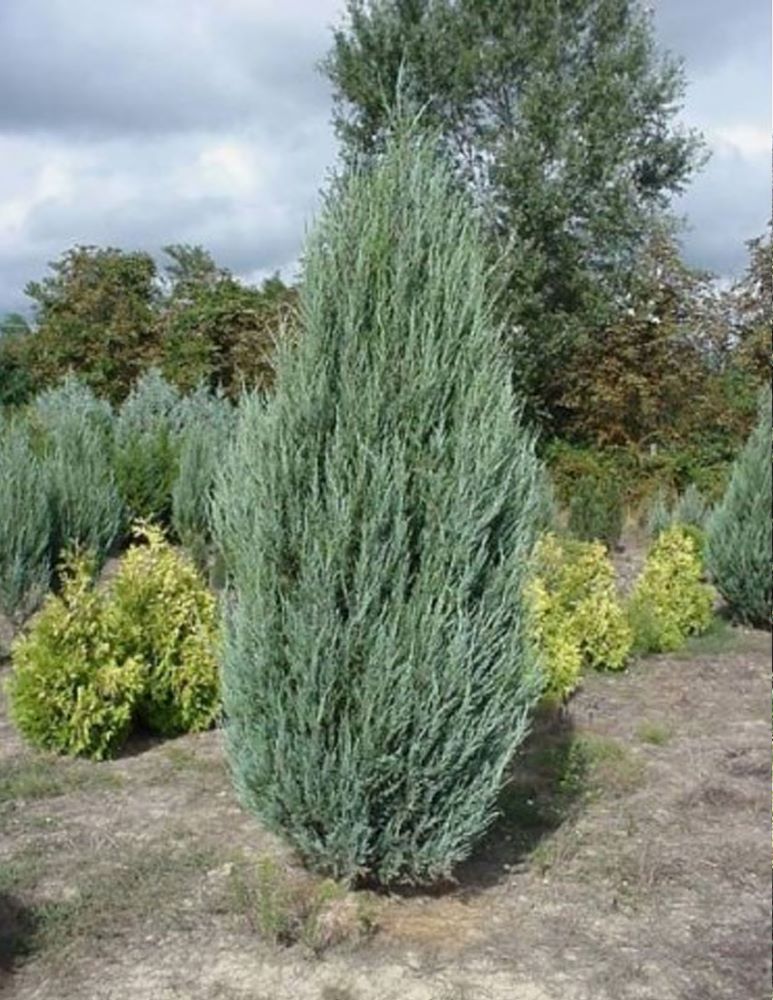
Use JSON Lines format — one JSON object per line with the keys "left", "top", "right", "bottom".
{"left": 1, "top": 230, "right": 768, "bottom": 473}
{"left": 0, "top": 244, "right": 297, "bottom": 406}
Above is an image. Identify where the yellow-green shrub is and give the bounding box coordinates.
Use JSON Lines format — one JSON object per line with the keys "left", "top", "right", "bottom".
{"left": 628, "top": 525, "right": 714, "bottom": 652}
{"left": 109, "top": 523, "right": 219, "bottom": 736}
{"left": 7, "top": 525, "right": 220, "bottom": 759}
{"left": 7, "top": 553, "right": 144, "bottom": 760}
{"left": 526, "top": 533, "right": 633, "bottom": 704}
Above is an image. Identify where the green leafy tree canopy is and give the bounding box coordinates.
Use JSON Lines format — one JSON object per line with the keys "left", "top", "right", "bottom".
{"left": 324, "top": 0, "right": 705, "bottom": 426}
{"left": 24, "top": 246, "right": 159, "bottom": 402}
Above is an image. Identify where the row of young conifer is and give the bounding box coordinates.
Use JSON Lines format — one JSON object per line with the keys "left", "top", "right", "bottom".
{"left": 0, "top": 370, "right": 234, "bottom": 619}
{"left": 1, "top": 351, "right": 767, "bottom": 633}
{"left": 0, "top": 126, "right": 769, "bottom": 886}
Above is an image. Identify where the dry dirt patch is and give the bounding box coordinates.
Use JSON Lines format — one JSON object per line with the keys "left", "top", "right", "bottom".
{"left": 0, "top": 626, "right": 770, "bottom": 1000}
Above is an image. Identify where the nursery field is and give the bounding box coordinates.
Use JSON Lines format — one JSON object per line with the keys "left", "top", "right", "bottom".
{"left": 0, "top": 103, "right": 770, "bottom": 1000}
{"left": 1, "top": 620, "right": 769, "bottom": 1000}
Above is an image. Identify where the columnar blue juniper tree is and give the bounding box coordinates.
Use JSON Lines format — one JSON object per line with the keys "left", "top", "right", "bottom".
{"left": 171, "top": 383, "right": 235, "bottom": 557}
{"left": 213, "top": 124, "right": 552, "bottom": 885}
{"left": 0, "top": 420, "right": 52, "bottom": 619}
{"left": 34, "top": 376, "right": 125, "bottom": 566}
{"left": 114, "top": 369, "right": 183, "bottom": 525}
{"left": 707, "top": 387, "right": 772, "bottom": 627}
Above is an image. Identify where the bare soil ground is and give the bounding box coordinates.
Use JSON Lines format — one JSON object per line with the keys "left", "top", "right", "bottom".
{"left": 0, "top": 624, "right": 770, "bottom": 1000}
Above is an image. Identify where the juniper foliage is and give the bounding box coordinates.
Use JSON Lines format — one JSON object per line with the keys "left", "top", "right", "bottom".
{"left": 114, "top": 369, "right": 183, "bottom": 524}
{"left": 707, "top": 388, "right": 772, "bottom": 627}
{"left": 34, "top": 376, "right": 125, "bottom": 565}
{"left": 646, "top": 483, "right": 709, "bottom": 540}
{"left": 645, "top": 485, "right": 672, "bottom": 539}
{"left": 0, "top": 420, "right": 52, "bottom": 618}
{"left": 568, "top": 474, "right": 624, "bottom": 549}
{"left": 171, "top": 383, "right": 235, "bottom": 558}
{"left": 213, "top": 125, "right": 552, "bottom": 885}
{"left": 672, "top": 484, "right": 710, "bottom": 531}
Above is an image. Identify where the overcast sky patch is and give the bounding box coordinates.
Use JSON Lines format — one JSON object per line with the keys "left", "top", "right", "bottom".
{"left": 0, "top": 0, "right": 768, "bottom": 316}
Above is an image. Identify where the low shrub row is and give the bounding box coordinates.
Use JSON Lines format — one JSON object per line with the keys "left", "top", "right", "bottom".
{"left": 0, "top": 372, "right": 234, "bottom": 619}
{"left": 628, "top": 526, "right": 714, "bottom": 653}
{"left": 7, "top": 524, "right": 219, "bottom": 760}
{"left": 6, "top": 516, "right": 723, "bottom": 763}
{"left": 525, "top": 534, "right": 632, "bottom": 704}
{"left": 645, "top": 483, "right": 710, "bottom": 541}
{"left": 555, "top": 390, "right": 770, "bottom": 634}
{"left": 528, "top": 524, "right": 717, "bottom": 702}
{"left": 546, "top": 439, "right": 734, "bottom": 513}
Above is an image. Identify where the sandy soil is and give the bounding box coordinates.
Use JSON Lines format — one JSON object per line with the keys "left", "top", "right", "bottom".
{"left": 0, "top": 626, "right": 770, "bottom": 1000}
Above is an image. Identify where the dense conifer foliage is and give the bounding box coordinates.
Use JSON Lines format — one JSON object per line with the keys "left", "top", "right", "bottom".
{"left": 213, "top": 125, "right": 552, "bottom": 885}
{"left": 33, "top": 377, "right": 125, "bottom": 566}
{"left": 171, "top": 385, "right": 235, "bottom": 559}
{"left": 0, "top": 420, "right": 52, "bottom": 618}
{"left": 113, "top": 369, "right": 184, "bottom": 526}
{"left": 707, "top": 389, "right": 772, "bottom": 627}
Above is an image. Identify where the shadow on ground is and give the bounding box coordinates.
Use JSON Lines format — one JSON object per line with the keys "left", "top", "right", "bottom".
{"left": 0, "top": 891, "right": 38, "bottom": 980}
{"left": 456, "top": 707, "right": 581, "bottom": 891}
{"left": 117, "top": 728, "right": 168, "bottom": 760}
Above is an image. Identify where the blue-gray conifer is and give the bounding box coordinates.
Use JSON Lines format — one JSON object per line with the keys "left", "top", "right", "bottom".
{"left": 707, "top": 388, "right": 772, "bottom": 626}
{"left": 0, "top": 421, "right": 52, "bottom": 619}
{"left": 213, "top": 124, "right": 551, "bottom": 884}
{"left": 34, "top": 376, "right": 124, "bottom": 565}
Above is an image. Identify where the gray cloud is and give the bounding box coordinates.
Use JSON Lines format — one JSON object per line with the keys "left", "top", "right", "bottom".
{"left": 0, "top": 0, "right": 768, "bottom": 319}
{"left": 0, "top": 0, "right": 342, "bottom": 315}
{"left": 653, "top": 0, "right": 768, "bottom": 75}
{"left": 652, "top": 0, "right": 770, "bottom": 277}
{"left": 0, "top": 0, "right": 339, "bottom": 137}
{"left": 676, "top": 148, "right": 770, "bottom": 276}
{"left": 0, "top": 253, "right": 42, "bottom": 318}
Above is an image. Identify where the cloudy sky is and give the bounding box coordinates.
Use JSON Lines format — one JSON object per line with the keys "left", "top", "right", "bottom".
{"left": 0, "top": 0, "right": 769, "bottom": 317}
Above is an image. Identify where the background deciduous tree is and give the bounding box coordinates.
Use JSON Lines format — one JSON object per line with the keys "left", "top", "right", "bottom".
{"left": 323, "top": 0, "right": 705, "bottom": 428}
{"left": 0, "top": 245, "right": 298, "bottom": 403}
{"left": 730, "top": 228, "right": 772, "bottom": 382}
{"left": 24, "top": 246, "right": 160, "bottom": 402}
{"left": 0, "top": 313, "right": 37, "bottom": 406}
{"left": 157, "top": 253, "right": 297, "bottom": 397}
{"left": 559, "top": 226, "right": 751, "bottom": 449}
